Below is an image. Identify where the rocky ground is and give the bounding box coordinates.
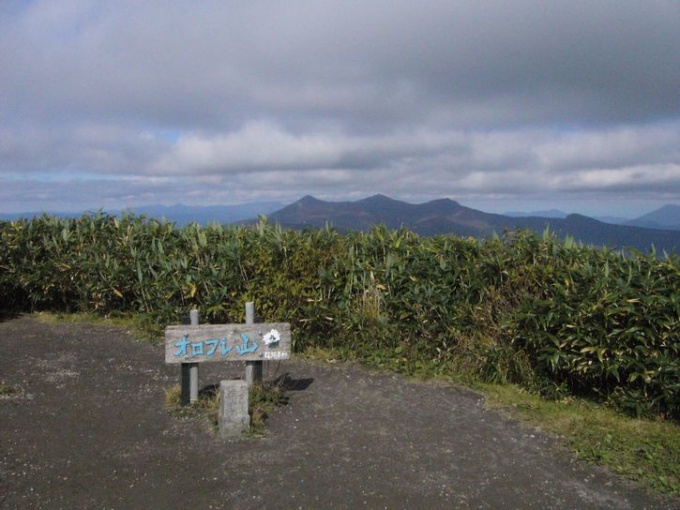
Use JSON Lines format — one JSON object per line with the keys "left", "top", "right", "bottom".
{"left": 1, "top": 314, "right": 677, "bottom": 509}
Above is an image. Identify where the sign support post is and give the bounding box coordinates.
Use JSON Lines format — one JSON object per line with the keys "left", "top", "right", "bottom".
{"left": 180, "top": 309, "right": 200, "bottom": 405}
{"left": 245, "top": 302, "right": 263, "bottom": 387}
{"left": 189, "top": 309, "right": 199, "bottom": 402}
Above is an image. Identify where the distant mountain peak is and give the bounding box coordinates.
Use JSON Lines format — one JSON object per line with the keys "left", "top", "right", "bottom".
{"left": 358, "top": 194, "right": 400, "bottom": 204}
{"left": 626, "top": 204, "right": 680, "bottom": 230}
{"left": 371, "top": 193, "right": 393, "bottom": 200}
{"left": 263, "top": 195, "right": 680, "bottom": 253}
{"left": 423, "top": 197, "right": 462, "bottom": 208}
{"left": 298, "top": 195, "right": 323, "bottom": 204}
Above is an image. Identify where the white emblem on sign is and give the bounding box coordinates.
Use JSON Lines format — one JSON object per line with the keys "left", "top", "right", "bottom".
{"left": 263, "top": 329, "right": 281, "bottom": 347}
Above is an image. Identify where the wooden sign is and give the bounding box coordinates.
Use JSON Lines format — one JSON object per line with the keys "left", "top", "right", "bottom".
{"left": 165, "top": 323, "right": 291, "bottom": 364}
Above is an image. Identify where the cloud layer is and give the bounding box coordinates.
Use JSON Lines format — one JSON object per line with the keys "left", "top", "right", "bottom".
{"left": 1, "top": 0, "right": 679, "bottom": 216}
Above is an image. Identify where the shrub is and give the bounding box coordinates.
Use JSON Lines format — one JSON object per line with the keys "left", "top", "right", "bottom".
{"left": 1, "top": 215, "right": 677, "bottom": 421}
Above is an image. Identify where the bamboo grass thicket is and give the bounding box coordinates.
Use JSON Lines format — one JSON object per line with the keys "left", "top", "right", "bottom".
{"left": 0, "top": 213, "right": 677, "bottom": 421}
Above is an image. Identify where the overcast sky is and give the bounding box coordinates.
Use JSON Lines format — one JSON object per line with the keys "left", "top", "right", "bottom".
{"left": 1, "top": 0, "right": 679, "bottom": 218}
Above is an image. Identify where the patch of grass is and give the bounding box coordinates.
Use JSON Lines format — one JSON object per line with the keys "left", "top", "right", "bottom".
{"left": 164, "top": 384, "right": 220, "bottom": 425}
{"left": 296, "top": 346, "right": 345, "bottom": 364}
{"left": 36, "top": 311, "right": 164, "bottom": 343}
{"left": 248, "top": 382, "right": 289, "bottom": 436}
{"left": 164, "top": 384, "right": 182, "bottom": 407}
{"left": 476, "top": 382, "right": 680, "bottom": 495}
{"left": 164, "top": 381, "right": 288, "bottom": 437}
{"left": 0, "top": 383, "right": 17, "bottom": 396}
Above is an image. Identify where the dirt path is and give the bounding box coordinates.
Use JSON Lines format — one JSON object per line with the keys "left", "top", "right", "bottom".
{"left": 0, "top": 315, "right": 676, "bottom": 509}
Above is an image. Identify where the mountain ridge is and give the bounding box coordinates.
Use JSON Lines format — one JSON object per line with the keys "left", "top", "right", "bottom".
{"left": 265, "top": 195, "right": 680, "bottom": 254}
{"left": 625, "top": 204, "right": 680, "bottom": 230}
{"left": 2, "top": 195, "right": 678, "bottom": 253}
{"left": 0, "top": 201, "right": 284, "bottom": 226}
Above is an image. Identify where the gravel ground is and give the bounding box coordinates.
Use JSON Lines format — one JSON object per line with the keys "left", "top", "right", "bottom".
{"left": 0, "top": 314, "right": 677, "bottom": 509}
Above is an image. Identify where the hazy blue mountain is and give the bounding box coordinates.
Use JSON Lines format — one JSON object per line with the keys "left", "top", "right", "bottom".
{"left": 626, "top": 204, "right": 680, "bottom": 231}
{"left": 504, "top": 209, "right": 630, "bottom": 225}
{"left": 263, "top": 195, "right": 680, "bottom": 254}
{"left": 4, "top": 196, "right": 679, "bottom": 253}
{"left": 593, "top": 215, "right": 629, "bottom": 225}
{"left": 127, "top": 202, "right": 283, "bottom": 226}
{"left": 504, "top": 209, "right": 569, "bottom": 219}
{"left": 0, "top": 202, "right": 284, "bottom": 226}
{"left": 0, "top": 210, "right": 75, "bottom": 221}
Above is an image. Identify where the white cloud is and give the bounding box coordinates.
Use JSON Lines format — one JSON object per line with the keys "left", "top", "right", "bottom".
{"left": 153, "top": 123, "right": 465, "bottom": 175}
{"left": 156, "top": 123, "right": 345, "bottom": 174}
{"left": 0, "top": 0, "right": 678, "bottom": 215}
{"left": 559, "top": 164, "right": 680, "bottom": 192}
{"left": 534, "top": 125, "right": 680, "bottom": 172}
{"left": 0, "top": 124, "right": 168, "bottom": 176}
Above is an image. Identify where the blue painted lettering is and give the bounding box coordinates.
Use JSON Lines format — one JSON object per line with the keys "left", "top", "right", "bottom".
{"left": 191, "top": 342, "right": 204, "bottom": 356}
{"left": 174, "top": 335, "right": 191, "bottom": 357}
{"left": 236, "top": 333, "right": 259, "bottom": 355}
{"left": 220, "top": 337, "right": 233, "bottom": 356}
{"left": 205, "top": 339, "right": 219, "bottom": 357}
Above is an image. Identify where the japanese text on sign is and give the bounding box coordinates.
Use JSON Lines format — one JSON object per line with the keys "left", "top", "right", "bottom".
{"left": 174, "top": 333, "right": 260, "bottom": 359}
{"left": 164, "top": 323, "right": 291, "bottom": 364}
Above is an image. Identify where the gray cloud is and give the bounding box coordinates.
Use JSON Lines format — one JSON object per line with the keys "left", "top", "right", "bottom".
{"left": 0, "top": 0, "right": 678, "bottom": 216}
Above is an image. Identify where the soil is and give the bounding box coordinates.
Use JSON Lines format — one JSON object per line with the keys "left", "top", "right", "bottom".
{"left": 0, "top": 314, "right": 677, "bottom": 509}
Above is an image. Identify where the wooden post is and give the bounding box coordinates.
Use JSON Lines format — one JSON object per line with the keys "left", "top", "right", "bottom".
{"left": 244, "top": 302, "right": 263, "bottom": 387}
{"left": 181, "top": 309, "right": 200, "bottom": 405}
{"left": 180, "top": 364, "right": 191, "bottom": 406}
{"left": 189, "top": 309, "right": 199, "bottom": 402}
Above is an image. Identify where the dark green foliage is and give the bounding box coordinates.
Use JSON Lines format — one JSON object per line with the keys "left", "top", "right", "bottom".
{"left": 1, "top": 214, "right": 678, "bottom": 421}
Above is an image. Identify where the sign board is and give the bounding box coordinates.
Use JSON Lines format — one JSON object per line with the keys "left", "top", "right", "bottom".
{"left": 165, "top": 323, "right": 291, "bottom": 364}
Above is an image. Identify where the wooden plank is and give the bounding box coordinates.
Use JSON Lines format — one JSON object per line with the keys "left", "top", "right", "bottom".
{"left": 165, "top": 323, "right": 291, "bottom": 364}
